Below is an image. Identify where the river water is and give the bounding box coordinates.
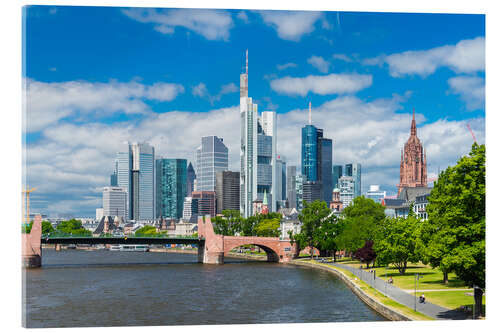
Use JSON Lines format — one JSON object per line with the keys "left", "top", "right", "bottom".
{"left": 23, "top": 249, "right": 386, "bottom": 327}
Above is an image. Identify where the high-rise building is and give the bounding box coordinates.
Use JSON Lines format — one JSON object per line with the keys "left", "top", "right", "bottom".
{"left": 302, "top": 181, "right": 321, "bottom": 204}
{"left": 116, "top": 142, "right": 155, "bottom": 221}
{"left": 295, "top": 174, "right": 304, "bottom": 211}
{"left": 192, "top": 191, "right": 216, "bottom": 217}
{"left": 397, "top": 109, "right": 427, "bottom": 194}
{"left": 182, "top": 196, "right": 199, "bottom": 222}
{"left": 332, "top": 165, "right": 342, "bottom": 190}
{"left": 195, "top": 136, "right": 228, "bottom": 192}
{"left": 339, "top": 176, "right": 355, "bottom": 207}
{"left": 156, "top": 158, "right": 187, "bottom": 219}
{"left": 301, "top": 103, "right": 332, "bottom": 203}
{"left": 216, "top": 171, "right": 240, "bottom": 214}
{"left": 102, "top": 186, "right": 127, "bottom": 220}
{"left": 286, "top": 165, "right": 297, "bottom": 209}
{"left": 186, "top": 162, "right": 196, "bottom": 197}
{"left": 240, "top": 50, "right": 277, "bottom": 217}
{"left": 345, "top": 163, "right": 361, "bottom": 198}
{"left": 365, "top": 185, "right": 386, "bottom": 204}
{"left": 275, "top": 156, "right": 286, "bottom": 209}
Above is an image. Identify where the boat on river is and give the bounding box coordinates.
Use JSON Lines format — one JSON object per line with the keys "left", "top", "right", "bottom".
{"left": 109, "top": 245, "right": 149, "bottom": 252}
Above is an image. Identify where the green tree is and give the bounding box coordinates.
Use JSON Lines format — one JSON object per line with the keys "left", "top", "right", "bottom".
{"left": 424, "top": 143, "right": 485, "bottom": 318}
{"left": 56, "top": 219, "right": 91, "bottom": 236}
{"left": 373, "top": 208, "right": 421, "bottom": 274}
{"left": 212, "top": 210, "right": 243, "bottom": 236}
{"left": 255, "top": 218, "right": 280, "bottom": 237}
{"left": 134, "top": 225, "right": 160, "bottom": 236}
{"left": 316, "top": 215, "right": 345, "bottom": 260}
{"left": 293, "top": 200, "right": 332, "bottom": 259}
{"left": 42, "top": 221, "right": 54, "bottom": 234}
{"left": 337, "top": 196, "right": 386, "bottom": 254}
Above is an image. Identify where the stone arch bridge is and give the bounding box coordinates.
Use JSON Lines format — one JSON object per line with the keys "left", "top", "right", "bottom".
{"left": 22, "top": 215, "right": 298, "bottom": 267}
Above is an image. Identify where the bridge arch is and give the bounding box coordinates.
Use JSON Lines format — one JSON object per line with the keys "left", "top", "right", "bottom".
{"left": 224, "top": 242, "right": 279, "bottom": 262}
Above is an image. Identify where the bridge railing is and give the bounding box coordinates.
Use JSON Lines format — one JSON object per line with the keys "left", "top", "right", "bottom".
{"left": 42, "top": 232, "right": 198, "bottom": 240}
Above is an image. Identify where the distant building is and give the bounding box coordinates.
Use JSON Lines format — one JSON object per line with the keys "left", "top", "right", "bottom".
{"left": 414, "top": 193, "right": 430, "bottom": 220}
{"left": 96, "top": 208, "right": 104, "bottom": 221}
{"left": 191, "top": 191, "right": 216, "bottom": 217}
{"left": 295, "top": 174, "right": 304, "bottom": 211}
{"left": 345, "top": 163, "right": 361, "bottom": 198}
{"left": 110, "top": 159, "right": 118, "bottom": 186}
{"left": 116, "top": 142, "right": 155, "bottom": 221}
{"left": 339, "top": 176, "right": 355, "bottom": 207}
{"left": 195, "top": 135, "right": 228, "bottom": 192}
{"left": 215, "top": 171, "right": 240, "bottom": 214}
{"left": 302, "top": 181, "right": 321, "bottom": 204}
{"left": 383, "top": 187, "right": 432, "bottom": 218}
{"left": 275, "top": 157, "right": 286, "bottom": 209}
{"left": 301, "top": 103, "right": 332, "bottom": 203}
{"left": 102, "top": 187, "right": 127, "bottom": 220}
{"left": 182, "top": 197, "right": 199, "bottom": 222}
{"left": 365, "top": 185, "right": 386, "bottom": 204}
{"left": 286, "top": 165, "right": 297, "bottom": 209}
{"left": 332, "top": 165, "right": 342, "bottom": 190}
{"left": 156, "top": 158, "right": 187, "bottom": 219}
{"left": 397, "top": 109, "right": 427, "bottom": 195}
{"left": 186, "top": 162, "right": 196, "bottom": 197}
{"left": 329, "top": 188, "right": 343, "bottom": 212}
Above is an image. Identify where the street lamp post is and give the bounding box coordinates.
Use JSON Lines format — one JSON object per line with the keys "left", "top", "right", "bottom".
{"left": 414, "top": 273, "right": 417, "bottom": 311}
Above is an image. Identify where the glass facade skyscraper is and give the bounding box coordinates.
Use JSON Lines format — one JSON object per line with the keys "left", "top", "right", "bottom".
{"left": 345, "top": 163, "right": 362, "bottom": 198}
{"left": 186, "top": 162, "right": 196, "bottom": 197}
{"left": 286, "top": 165, "right": 297, "bottom": 209}
{"left": 116, "top": 142, "right": 155, "bottom": 221}
{"left": 301, "top": 125, "right": 319, "bottom": 182}
{"left": 156, "top": 158, "right": 187, "bottom": 219}
{"left": 195, "top": 136, "right": 228, "bottom": 192}
{"left": 332, "top": 165, "right": 342, "bottom": 189}
{"left": 319, "top": 137, "right": 333, "bottom": 203}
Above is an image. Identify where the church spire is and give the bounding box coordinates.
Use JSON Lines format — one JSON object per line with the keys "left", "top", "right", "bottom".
{"left": 411, "top": 108, "right": 417, "bottom": 136}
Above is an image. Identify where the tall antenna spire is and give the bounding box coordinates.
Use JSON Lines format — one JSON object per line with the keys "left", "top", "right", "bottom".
{"left": 411, "top": 107, "right": 417, "bottom": 136}
{"left": 308, "top": 101, "right": 312, "bottom": 125}
{"left": 245, "top": 49, "right": 248, "bottom": 74}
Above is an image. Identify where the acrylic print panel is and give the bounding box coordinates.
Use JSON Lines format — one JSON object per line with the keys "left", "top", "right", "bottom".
{"left": 22, "top": 4, "right": 485, "bottom": 328}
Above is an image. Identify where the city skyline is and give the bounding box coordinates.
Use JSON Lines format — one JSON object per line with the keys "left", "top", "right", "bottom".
{"left": 23, "top": 6, "right": 485, "bottom": 216}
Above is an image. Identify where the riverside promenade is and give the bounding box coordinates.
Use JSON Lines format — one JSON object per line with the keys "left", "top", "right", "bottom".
{"left": 325, "top": 261, "right": 468, "bottom": 320}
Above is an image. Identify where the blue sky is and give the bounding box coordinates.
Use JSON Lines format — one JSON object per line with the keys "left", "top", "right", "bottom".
{"left": 23, "top": 6, "right": 485, "bottom": 217}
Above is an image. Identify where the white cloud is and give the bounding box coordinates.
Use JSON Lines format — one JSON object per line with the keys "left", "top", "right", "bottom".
{"left": 259, "top": 11, "right": 329, "bottom": 41}
{"left": 365, "top": 37, "right": 485, "bottom": 77}
{"left": 307, "top": 55, "right": 331, "bottom": 73}
{"left": 24, "top": 79, "right": 184, "bottom": 132}
{"left": 277, "top": 62, "right": 297, "bottom": 71}
{"left": 191, "top": 82, "right": 238, "bottom": 104}
{"left": 270, "top": 73, "right": 372, "bottom": 96}
{"left": 448, "top": 76, "right": 485, "bottom": 110}
{"left": 332, "top": 54, "right": 353, "bottom": 62}
{"left": 237, "top": 11, "right": 249, "bottom": 23}
{"left": 121, "top": 8, "right": 233, "bottom": 41}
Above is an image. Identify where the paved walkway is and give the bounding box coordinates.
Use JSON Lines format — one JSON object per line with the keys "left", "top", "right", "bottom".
{"left": 402, "top": 289, "right": 472, "bottom": 292}
{"left": 322, "top": 261, "right": 469, "bottom": 320}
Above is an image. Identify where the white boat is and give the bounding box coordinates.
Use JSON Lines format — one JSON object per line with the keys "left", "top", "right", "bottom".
{"left": 109, "top": 245, "right": 149, "bottom": 252}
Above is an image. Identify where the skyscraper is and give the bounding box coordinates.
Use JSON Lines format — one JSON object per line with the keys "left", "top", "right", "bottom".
{"left": 339, "top": 175, "right": 355, "bottom": 207}
{"left": 156, "top": 158, "right": 187, "bottom": 219}
{"left": 102, "top": 186, "right": 127, "bottom": 220}
{"left": 295, "top": 174, "right": 304, "bottom": 211}
{"left": 286, "top": 165, "right": 297, "bottom": 209}
{"left": 397, "top": 109, "right": 427, "bottom": 194}
{"left": 275, "top": 156, "right": 286, "bottom": 209}
{"left": 301, "top": 103, "right": 332, "bottom": 203}
{"left": 345, "top": 163, "right": 361, "bottom": 198}
{"left": 240, "top": 50, "right": 277, "bottom": 217}
{"left": 182, "top": 196, "right": 198, "bottom": 222}
{"left": 216, "top": 171, "right": 240, "bottom": 214}
{"left": 195, "top": 136, "right": 228, "bottom": 192}
{"left": 192, "top": 191, "right": 216, "bottom": 217}
{"left": 116, "top": 142, "right": 155, "bottom": 221}
{"left": 332, "top": 165, "right": 342, "bottom": 189}
{"left": 186, "top": 162, "right": 196, "bottom": 197}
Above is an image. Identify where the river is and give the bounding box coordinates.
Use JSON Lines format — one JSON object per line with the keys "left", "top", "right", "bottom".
{"left": 23, "top": 249, "right": 386, "bottom": 327}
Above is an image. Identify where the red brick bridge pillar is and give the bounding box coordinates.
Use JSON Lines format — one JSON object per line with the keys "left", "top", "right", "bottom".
{"left": 22, "top": 214, "right": 42, "bottom": 268}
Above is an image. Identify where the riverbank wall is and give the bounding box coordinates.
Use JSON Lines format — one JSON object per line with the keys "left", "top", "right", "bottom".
{"left": 288, "top": 260, "right": 413, "bottom": 321}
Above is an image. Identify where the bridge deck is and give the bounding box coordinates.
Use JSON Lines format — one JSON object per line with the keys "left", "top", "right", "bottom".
{"left": 41, "top": 237, "right": 202, "bottom": 245}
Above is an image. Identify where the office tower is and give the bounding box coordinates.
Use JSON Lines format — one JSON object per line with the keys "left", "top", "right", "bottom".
{"left": 195, "top": 136, "right": 228, "bottom": 192}
{"left": 365, "top": 185, "right": 386, "bottom": 204}
{"left": 192, "top": 191, "right": 216, "bottom": 217}
{"left": 302, "top": 180, "right": 322, "bottom": 204}
{"left": 96, "top": 208, "right": 104, "bottom": 221}
{"left": 182, "top": 197, "right": 199, "bottom": 222}
{"left": 301, "top": 103, "right": 333, "bottom": 203}
{"left": 215, "top": 171, "right": 240, "bottom": 214}
{"left": 156, "top": 158, "right": 187, "bottom": 219}
{"left": 286, "top": 166, "right": 297, "bottom": 209}
{"left": 339, "top": 175, "right": 355, "bottom": 207}
{"left": 102, "top": 186, "right": 127, "bottom": 220}
{"left": 397, "top": 109, "right": 427, "bottom": 194}
{"left": 110, "top": 159, "right": 118, "bottom": 186}
{"left": 240, "top": 50, "right": 277, "bottom": 217}
{"left": 281, "top": 157, "right": 287, "bottom": 206}
{"left": 116, "top": 142, "right": 155, "bottom": 221}
{"left": 186, "top": 162, "right": 196, "bottom": 197}
{"left": 332, "top": 165, "right": 342, "bottom": 189}
{"left": 345, "top": 163, "right": 361, "bottom": 198}
{"left": 275, "top": 156, "right": 286, "bottom": 209}
{"left": 295, "top": 174, "right": 304, "bottom": 211}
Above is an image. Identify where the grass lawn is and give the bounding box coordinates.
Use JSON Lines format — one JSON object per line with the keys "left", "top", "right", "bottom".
{"left": 421, "top": 290, "right": 485, "bottom": 312}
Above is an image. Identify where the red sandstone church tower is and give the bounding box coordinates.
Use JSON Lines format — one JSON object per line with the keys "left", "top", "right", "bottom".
{"left": 397, "top": 109, "right": 428, "bottom": 195}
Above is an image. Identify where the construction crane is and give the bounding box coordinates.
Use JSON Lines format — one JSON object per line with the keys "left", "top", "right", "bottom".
{"left": 466, "top": 123, "right": 478, "bottom": 144}
{"left": 22, "top": 186, "right": 36, "bottom": 225}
